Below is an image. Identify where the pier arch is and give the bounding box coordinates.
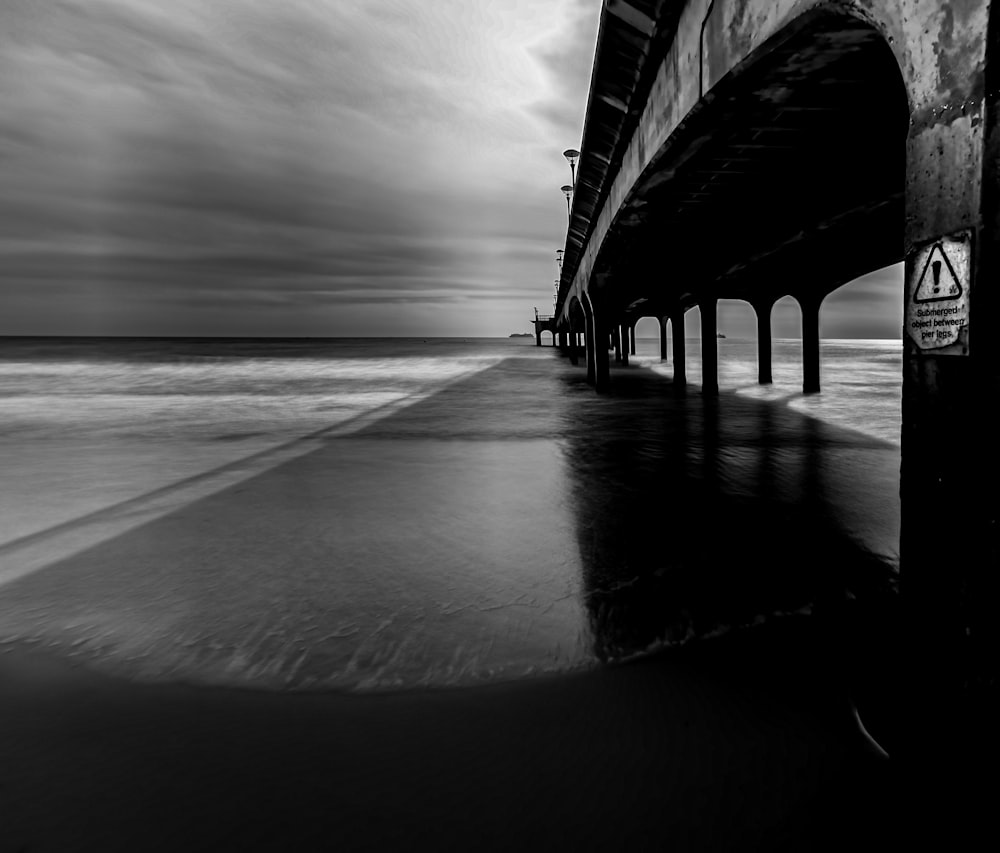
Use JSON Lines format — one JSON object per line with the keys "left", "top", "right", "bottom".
{"left": 633, "top": 316, "right": 661, "bottom": 358}
{"left": 561, "top": 3, "right": 910, "bottom": 403}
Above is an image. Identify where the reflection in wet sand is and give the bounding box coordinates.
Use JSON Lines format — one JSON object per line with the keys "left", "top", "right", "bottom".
{"left": 559, "top": 367, "right": 900, "bottom": 747}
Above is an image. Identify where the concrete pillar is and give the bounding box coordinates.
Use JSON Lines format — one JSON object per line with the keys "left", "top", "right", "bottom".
{"left": 620, "top": 324, "right": 629, "bottom": 366}
{"left": 586, "top": 307, "right": 610, "bottom": 393}
{"left": 583, "top": 294, "right": 611, "bottom": 391}
{"left": 659, "top": 316, "right": 668, "bottom": 361}
{"left": 968, "top": 15, "right": 1000, "bottom": 701}
{"left": 613, "top": 325, "right": 622, "bottom": 363}
{"left": 699, "top": 298, "right": 719, "bottom": 396}
{"left": 584, "top": 309, "right": 596, "bottom": 385}
{"left": 893, "top": 15, "right": 1000, "bottom": 809}
{"left": 535, "top": 327, "right": 541, "bottom": 347}
{"left": 594, "top": 323, "right": 610, "bottom": 391}
{"left": 753, "top": 299, "right": 773, "bottom": 385}
{"left": 670, "top": 308, "right": 686, "bottom": 392}
{"left": 568, "top": 328, "right": 579, "bottom": 366}
{"left": 800, "top": 296, "right": 821, "bottom": 394}
{"left": 629, "top": 323, "right": 636, "bottom": 355}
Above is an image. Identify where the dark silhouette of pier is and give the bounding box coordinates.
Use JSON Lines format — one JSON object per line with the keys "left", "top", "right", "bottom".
{"left": 544, "top": 0, "right": 1000, "bottom": 838}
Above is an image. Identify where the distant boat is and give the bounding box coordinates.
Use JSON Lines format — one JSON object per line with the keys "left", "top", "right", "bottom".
{"left": 717, "top": 333, "right": 726, "bottom": 338}
{"left": 509, "top": 333, "right": 533, "bottom": 338}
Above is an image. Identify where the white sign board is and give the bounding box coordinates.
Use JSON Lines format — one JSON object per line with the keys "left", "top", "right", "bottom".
{"left": 905, "top": 230, "right": 971, "bottom": 354}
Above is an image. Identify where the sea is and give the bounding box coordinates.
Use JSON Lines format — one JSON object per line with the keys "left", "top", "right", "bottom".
{"left": 0, "top": 336, "right": 903, "bottom": 692}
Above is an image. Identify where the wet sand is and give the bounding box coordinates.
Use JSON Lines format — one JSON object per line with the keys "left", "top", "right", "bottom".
{"left": 1, "top": 618, "right": 898, "bottom": 852}
{"left": 0, "top": 353, "right": 915, "bottom": 849}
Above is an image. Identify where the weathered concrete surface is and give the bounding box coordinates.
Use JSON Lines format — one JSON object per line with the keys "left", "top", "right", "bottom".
{"left": 557, "top": 0, "right": 988, "bottom": 323}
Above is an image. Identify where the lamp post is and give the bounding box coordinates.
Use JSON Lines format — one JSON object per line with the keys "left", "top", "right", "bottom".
{"left": 563, "top": 149, "right": 580, "bottom": 186}
{"left": 561, "top": 184, "right": 573, "bottom": 219}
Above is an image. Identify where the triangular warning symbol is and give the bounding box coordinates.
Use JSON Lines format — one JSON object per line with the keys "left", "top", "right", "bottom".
{"left": 913, "top": 243, "right": 963, "bottom": 303}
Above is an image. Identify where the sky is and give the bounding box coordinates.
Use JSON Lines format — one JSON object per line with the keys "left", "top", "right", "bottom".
{"left": 0, "top": 0, "right": 902, "bottom": 338}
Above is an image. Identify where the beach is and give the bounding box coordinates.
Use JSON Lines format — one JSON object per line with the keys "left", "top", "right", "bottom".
{"left": 0, "top": 338, "right": 908, "bottom": 848}
{"left": 7, "top": 1, "right": 1000, "bottom": 846}
{"left": 1, "top": 618, "right": 899, "bottom": 852}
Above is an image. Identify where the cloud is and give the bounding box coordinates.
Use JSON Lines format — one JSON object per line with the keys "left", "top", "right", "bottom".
{"left": 4, "top": 2, "right": 896, "bottom": 340}
{"left": 822, "top": 265, "right": 904, "bottom": 337}
{"left": 526, "top": 1, "right": 601, "bottom": 138}
{"left": 0, "top": 0, "right": 596, "bottom": 335}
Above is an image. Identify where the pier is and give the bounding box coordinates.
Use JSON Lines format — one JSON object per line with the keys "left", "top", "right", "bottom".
{"left": 546, "top": 0, "right": 1000, "bottom": 822}
{"left": 531, "top": 310, "right": 558, "bottom": 347}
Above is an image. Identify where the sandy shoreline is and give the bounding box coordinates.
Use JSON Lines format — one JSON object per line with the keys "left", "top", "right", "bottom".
{"left": 0, "top": 350, "right": 928, "bottom": 849}
{"left": 0, "top": 617, "right": 903, "bottom": 852}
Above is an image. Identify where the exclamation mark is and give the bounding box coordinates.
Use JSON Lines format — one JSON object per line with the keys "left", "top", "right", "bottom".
{"left": 932, "top": 260, "right": 941, "bottom": 294}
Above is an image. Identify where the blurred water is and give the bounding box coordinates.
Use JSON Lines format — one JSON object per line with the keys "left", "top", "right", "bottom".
{"left": 0, "top": 336, "right": 902, "bottom": 692}
{"left": 633, "top": 337, "right": 902, "bottom": 445}
{"left": 0, "top": 338, "right": 516, "bottom": 442}
{"left": 0, "top": 338, "right": 522, "bottom": 544}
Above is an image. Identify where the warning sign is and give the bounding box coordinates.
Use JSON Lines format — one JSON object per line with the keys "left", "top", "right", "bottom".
{"left": 905, "top": 230, "right": 971, "bottom": 354}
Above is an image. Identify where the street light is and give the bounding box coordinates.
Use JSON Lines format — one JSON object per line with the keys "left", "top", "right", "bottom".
{"left": 561, "top": 184, "right": 573, "bottom": 219}
{"left": 563, "top": 148, "right": 580, "bottom": 186}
